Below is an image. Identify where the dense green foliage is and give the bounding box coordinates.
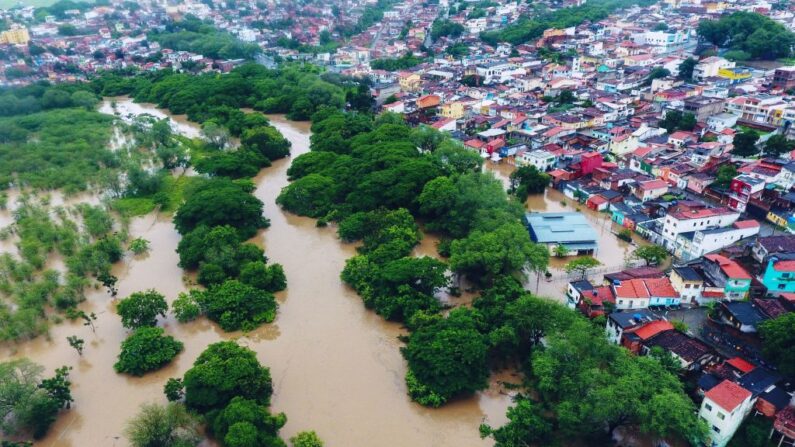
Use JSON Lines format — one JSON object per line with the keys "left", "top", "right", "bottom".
{"left": 714, "top": 164, "right": 739, "bottom": 188}
{"left": 280, "top": 110, "right": 554, "bottom": 406}
{"left": 210, "top": 397, "right": 287, "bottom": 447}
{"left": 758, "top": 313, "right": 795, "bottom": 377}
{"left": 509, "top": 165, "right": 550, "bottom": 201}
{"left": 0, "top": 108, "right": 112, "bottom": 192}
{"left": 658, "top": 110, "right": 696, "bottom": 133}
{"left": 124, "top": 402, "right": 201, "bottom": 447}
{"left": 469, "top": 279, "right": 706, "bottom": 445}
{"left": 402, "top": 308, "right": 489, "bottom": 406}
{"left": 182, "top": 341, "right": 273, "bottom": 413}
{"left": 148, "top": 15, "right": 260, "bottom": 60}
{"left": 114, "top": 327, "right": 184, "bottom": 376}
{"left": 290, "top": 431, "right": 324, "bottom": 447}
{"left": 174, "top": 178, "right": 268, "bottom": 239}
{"left": 194, "top": 279, "right": 278, "bottom": 331}
{"left": 733, "top": 130, "right": 761, "bottom": 157}
{"left": 481, "top": 0, "right": 658, "bottom": 45}
{"left": 632, "top": 245, "right": 668, "bottom": 266}
{"left": 431, "top": 20, "right": 465, "bottom": 40}
{"left": 0, "top": 360, "right": 73, "bottom": 440}
{"left": 479, "top": 397, "right": 552, "bottom": 446}
{"left": 95, "top": 64, "right": 347, "bottom": 121}
{"left": 370, "top": 53, "right": 425, "bottom": 71}
{"left": 764, "top": 134, "right": 794, "bottom": 156}
{"left": 698, "top": 12, "right": 795, "bottom": 60}
{"left": 340, "top": 210, "right": 448, "bottom": 321}
{"left": 679, "top": 57, "right": 697, "bottom": 81}
{"left": 1, "top": 200, "right": 124, "bottom": 341}
{"left": 115, "top": 290, "right": 168, "bottom": 329}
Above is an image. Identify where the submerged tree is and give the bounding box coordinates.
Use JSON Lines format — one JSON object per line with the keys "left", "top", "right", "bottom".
{"left": 124, "top": 402, "right": 201, "bottom": 447}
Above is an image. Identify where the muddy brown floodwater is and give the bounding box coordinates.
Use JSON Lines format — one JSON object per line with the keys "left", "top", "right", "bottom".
{"left": 2, "top": 101, "right": 512, "bottom": 447}
{"left": 486, "top": 161, "right": 652, "bottom": 301}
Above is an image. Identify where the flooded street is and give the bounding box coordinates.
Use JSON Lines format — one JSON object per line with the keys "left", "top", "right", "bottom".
{"left": 485, "top": 161, "right": 650, "bottom": 301}
{"left": 2, "top": 101, "right": 511, "bottom": 447}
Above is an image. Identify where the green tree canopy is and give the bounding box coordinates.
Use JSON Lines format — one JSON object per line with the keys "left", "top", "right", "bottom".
{"left": 114, "top": 327, "right": 184, "bottom": 376}
{"left": 450, "top": 222, "right": 549, "bottom": 286}
{"left": 733, "top": 130, "right": 760, "bottom": 157}
{"left": 116, "top": 290, "right": 168, "bottom": 329}
{"left": 174, "top": 178, "right": 268, "bottom": 239}
{"left": 195, "top": 279, "right": 278, "bottom": 331}
{"left": 124, "top": 402, "right": 201, "bottom": 447}
{"left": 632, "top": 245, "right": 668, "bottom": 266}
{"left": 403, "top": 308, "right": 490, "bottom": 406}
{"left": 758, "top": 313, "right": 795, "bottom": 376}
{"left": 183, "top": 341, "right": 273, "bottom": 413}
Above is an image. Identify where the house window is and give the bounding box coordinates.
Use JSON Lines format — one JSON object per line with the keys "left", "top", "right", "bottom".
{"left": 705, "top": 403, "right": 712, "bottom": 411}
{"left": 685, "top": 284, "right": 692, "bottom": 288}
{"left": 619, "top": 300, "right": 624, "bottom": 305}
{"left": 712, "top": 426, "right": 721, "bottom": 434}
{"left": 779, "top": 284, "right": 786, "bottom": 290}
{"left": 717, "top": 412, "right": 725, "bottom": 420}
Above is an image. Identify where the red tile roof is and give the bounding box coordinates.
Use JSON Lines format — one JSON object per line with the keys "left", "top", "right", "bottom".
{"left": 705, "top": 380, "right": 752, "bottom": 412}
{"left": 643, "top": 278, "right": 678, "bottom": 298}
{"left": 772, "top": 260, "right": 795, "bottom": 272}
{"left": 614, "top": 279, "right": 650, "bottom": 299}
{"left": 726, "top": 357, "right": 756, "bottom": 374}
{"left": 702, "top": 290, "right": 725, "bottom": 298}
{"left": 669, "top": 207, "right": 735, "bottom": 221}
{"left": 733, "top": 220, "right": 760, "bottom": 229}
{"left": 633, "top": 320, "right": 674, "bottom": 340}
{"left": 705, "top": 254, "right": 752, "bottom": 280}
{"left": 640, "top": 179, "right": 668, "bottom": 190}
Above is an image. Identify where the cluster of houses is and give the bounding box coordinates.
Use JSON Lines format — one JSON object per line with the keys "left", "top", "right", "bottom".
{"left": 600, "top": 292, "right": 794, "bottom": 447}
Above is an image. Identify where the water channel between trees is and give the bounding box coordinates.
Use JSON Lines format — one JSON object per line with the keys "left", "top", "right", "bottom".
{"left": 0, "top": 98, "right": 656, "bottom": 447}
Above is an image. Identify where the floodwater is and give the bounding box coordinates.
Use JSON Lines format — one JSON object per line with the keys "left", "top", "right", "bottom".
{"left": 485, "top": 161, "right": 650, "bottom": 301}
{"left": 99, "top": 97, "right": 203, "bottom": 139}
{"left": 2, "top": 102, "right": 513, "bottom": 447}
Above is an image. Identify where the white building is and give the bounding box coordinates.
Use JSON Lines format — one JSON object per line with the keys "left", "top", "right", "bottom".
{"left": 699, "top": 380, "right": 754, "bottom": 447}
{"left": 632, "top": 30, "right": 689, "bottom": 51}
{"left": 673, "top": 221, "right": 761, "bottom": 262}
{"left": 707, "top": 113, "right": 739, "bottom": 132}
{"left": 693, "top": 57, "right": 735, "bottom": 82}
{"left": 661, "top": 207, "right": 740, "bottom": 251}
{"left": 518, "top": 150, "right": 557, "bottom": 171}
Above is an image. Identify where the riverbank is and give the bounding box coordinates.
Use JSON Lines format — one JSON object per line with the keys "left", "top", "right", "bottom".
{"left": 3, "top": 102, "right": 511, "bottom": 447}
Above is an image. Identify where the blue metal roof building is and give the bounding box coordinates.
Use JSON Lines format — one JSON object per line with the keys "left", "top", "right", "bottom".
{"left": 523, "top": 212, "right": 599, "bottom": 255}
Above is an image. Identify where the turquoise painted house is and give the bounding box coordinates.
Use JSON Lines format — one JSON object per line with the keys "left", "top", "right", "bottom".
{"left": 761, "top": 256, "right": 795, "bottom": 295}
{"left": 704, "top": 254, "right": 752, "bottom": 300}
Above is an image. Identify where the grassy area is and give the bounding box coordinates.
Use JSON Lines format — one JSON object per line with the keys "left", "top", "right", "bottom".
{"left": 736, "top": 125, "right": 772, "bottom": 136}
{"left": 112, "top": 174, "right": 200, "bottom": 217}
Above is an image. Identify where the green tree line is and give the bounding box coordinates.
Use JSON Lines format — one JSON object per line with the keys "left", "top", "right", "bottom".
{"left": 697, "top": 12, "right": 795, "bottom": 60}
{"left": 480, "top": 0, "right": 659, "bottom": 45}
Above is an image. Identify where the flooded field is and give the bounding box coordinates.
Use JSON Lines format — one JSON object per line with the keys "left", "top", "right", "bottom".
{"left": 0, "top": 99, "right": 661, "bottom": 447}
{"left": 2, "top": 101, "right": 512, "bottom": 447}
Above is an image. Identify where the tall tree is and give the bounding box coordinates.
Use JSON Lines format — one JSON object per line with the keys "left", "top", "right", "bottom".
{"left": 733, "top": 130, "right": 760, "bottom": 157}
{"left": 116, "top": 290, "right": 168, "bottom": 329}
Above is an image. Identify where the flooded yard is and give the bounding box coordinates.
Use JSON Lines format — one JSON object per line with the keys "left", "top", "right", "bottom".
{"left": 1, "top": 102, "right": 513, "bottom": 447}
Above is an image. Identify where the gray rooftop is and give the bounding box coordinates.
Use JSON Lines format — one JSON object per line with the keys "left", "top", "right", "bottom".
{"left": 524, "top": 212, "right": 599, "bottom": 245}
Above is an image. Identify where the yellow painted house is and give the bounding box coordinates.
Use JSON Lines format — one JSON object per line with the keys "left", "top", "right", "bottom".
{"left": 440, "top": 102, "right": 465, "bottom": 119}
{"left": 398, "top": 72, "right": 422, "bottom": 92}
{"left": 718, "top": 67, "right": 752, "bottom": 82}
{"left": 767, "top": 211, "right": 789, "bottom": 228}
{"left": 0, "top": 27, "right": 30, "bottom": 45}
